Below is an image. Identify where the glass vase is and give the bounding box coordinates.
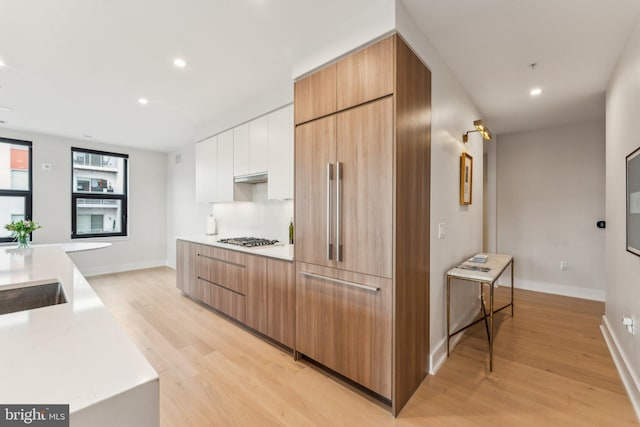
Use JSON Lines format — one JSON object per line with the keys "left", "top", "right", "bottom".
{"left": 16, "top": 234, "right": 30, "bottom": 249}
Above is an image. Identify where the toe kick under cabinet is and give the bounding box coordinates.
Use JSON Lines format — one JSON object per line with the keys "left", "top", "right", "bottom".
{"left": 294, "top": 33, "right": 431, "bottom": 415}
{"left": 176, "top": 239, "right": 295, "bottom": 349}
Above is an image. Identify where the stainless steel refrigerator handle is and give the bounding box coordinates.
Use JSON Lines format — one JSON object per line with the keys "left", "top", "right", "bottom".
{"left": 326, "top": 162, "right": 333, "bottom": 260}
{"left": 301, "top": 271, "right": 379, "bottom": 292}
{"left": 336, "top": 161, "right": 342, "bottom": 262}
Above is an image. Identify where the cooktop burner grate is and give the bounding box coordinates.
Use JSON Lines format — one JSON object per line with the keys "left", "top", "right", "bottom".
{"left": 218, "top": 237, "right": 279, "bottom": 247}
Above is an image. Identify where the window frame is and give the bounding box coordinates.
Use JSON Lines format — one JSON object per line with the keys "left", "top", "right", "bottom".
{"left": 0, "top": 137, "right": 33, "bottom": 244}
{"left": 71, "top": 147, "right": 128, "bottom": 239}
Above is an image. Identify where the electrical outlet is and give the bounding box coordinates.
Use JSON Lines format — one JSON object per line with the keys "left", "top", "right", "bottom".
{"left": 623, "top": 316, "right": 635, "bottom": 335}
{"left": 438, "top": 223, "right": 446, "bottom": 239}
{"left": 560, "top": 260, "right": 568, "bottom": 271}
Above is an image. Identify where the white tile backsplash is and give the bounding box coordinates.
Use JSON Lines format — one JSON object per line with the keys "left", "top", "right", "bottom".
{"left": 211, "top": 183, "right": 293, "bottom": 243}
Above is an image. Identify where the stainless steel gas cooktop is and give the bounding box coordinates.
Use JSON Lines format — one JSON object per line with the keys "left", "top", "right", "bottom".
{"left": 218, "top": 237, "right": 279, "bottom": 247}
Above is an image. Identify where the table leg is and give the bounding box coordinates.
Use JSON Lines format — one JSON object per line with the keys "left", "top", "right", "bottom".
{"left": 511, "top": 259, "right": 515, "bottom": 317}
{"left": 447, "top": 275, "right": 451, "bottom": 357}
{"left": 490, "top": 279, "right": 494, "bottom": 372}
{"left": 480, "top": 283, "right": 490, "bottom": 344}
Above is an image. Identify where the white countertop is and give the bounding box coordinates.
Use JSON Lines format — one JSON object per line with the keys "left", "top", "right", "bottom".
{"left": 0, "top": 246, "right": 158, "bottom": 413}
{"left": 1, "top": 242, "right": 112, "bottom": 253}
{"left": 177, "top": 235, "right": 294, "bottom": 261}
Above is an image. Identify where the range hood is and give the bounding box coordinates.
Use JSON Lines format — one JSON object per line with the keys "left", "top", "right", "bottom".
{"left": 234, "top": 172, "right": 268, "bottom": 184}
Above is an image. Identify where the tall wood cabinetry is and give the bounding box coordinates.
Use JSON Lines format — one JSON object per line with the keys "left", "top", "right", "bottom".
{"left": 294, "top": 34, "right": 431, "bottom": 415}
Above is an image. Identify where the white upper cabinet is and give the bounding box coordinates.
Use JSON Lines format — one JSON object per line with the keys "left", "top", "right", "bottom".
{"left": 197, "top": 104, "right": 294, "bottom": 202}
{"left": 233, "top": 123, "right": 250, "bottom": 176}
{"left": 267, "top": 105, "right": 294, "bottom": 200}
{"left": 195, "top": 135, "right": 217, "bottom": 203}
{"left": 249, "top": 115, "right": 269, "bottom": 174}
{"left": 217, "top": 129, "right": 235, "bottom": 202}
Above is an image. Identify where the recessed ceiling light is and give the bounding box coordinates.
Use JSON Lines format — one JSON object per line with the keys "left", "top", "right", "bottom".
{"left": 173, "top": 58, "right": 187, "bottom": 68}
{"left": 0, "top": 60, "right": 5, "bottom": 68}
{"left": 138, "top": 98, "right": 149, "bottom": 105}
{"left": 530, "top": 87, "right": 542, "bottom": 96}
{"left": 0, "top": 106, "right": 11, "bottom": 112}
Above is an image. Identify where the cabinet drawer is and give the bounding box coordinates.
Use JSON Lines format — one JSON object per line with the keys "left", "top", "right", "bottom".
{"left": 195, "top": 245, "right": 246, "bottom": 295}
{"left": 295, "top": 262, "right": 392, "bottom": 398}
{"left": 198, "top": 279, "right": 246, "bottom": 322}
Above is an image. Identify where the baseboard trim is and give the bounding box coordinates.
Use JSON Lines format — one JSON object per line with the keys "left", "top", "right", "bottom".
{"left": 430, "top": 300, "right": 481, "bottom": 375}
{"left": 506, "top": 279, "right": 606, "bottom": 302}
{"left": 601, "top": 315, "right": 640, "bottom": 422}
{"left": 80, "top": 260, "right": 168, "bottom": 277}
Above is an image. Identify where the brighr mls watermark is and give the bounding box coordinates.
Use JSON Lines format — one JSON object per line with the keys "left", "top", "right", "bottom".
{"left": 0, "top": 405, "right": 68, "bottom": 426}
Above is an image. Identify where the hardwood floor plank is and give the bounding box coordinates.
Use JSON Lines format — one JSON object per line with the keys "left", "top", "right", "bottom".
{"left": 88, "top": 268, "right": 638, "bottom": 426}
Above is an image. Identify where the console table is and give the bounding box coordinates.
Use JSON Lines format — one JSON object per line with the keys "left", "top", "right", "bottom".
{"left": 446, "top": 253, "right": 514, "bottom": 371}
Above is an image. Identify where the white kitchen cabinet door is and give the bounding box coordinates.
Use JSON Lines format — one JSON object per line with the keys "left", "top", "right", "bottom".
{"left": 217, "top": 129, "right": 234, "bottom": 202}
{"left": 195, "top": 135, "right": 217, "bottom": 203}
{"left": 267, "top": 105, "right": 293, "bottom": 200}
{"left": 234, "top": 123, "right": 250, "bottom": 176}
{"left": 249, "top": 115, "right": 268, "bottom": 173}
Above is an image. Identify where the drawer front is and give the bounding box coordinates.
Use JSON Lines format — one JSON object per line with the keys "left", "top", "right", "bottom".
{"left": 295, "top": 262, "right": 392, "bottom": 398}
{"left": 198, "top": 279, "right": 246, "bottom": 323}
{"left": 196, "top": 251, "right": 246, "bottom": 295}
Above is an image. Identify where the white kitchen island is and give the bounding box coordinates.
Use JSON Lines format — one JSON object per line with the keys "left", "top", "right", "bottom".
{"left": 0, "top": 246, "right": 159, "bottom": 427}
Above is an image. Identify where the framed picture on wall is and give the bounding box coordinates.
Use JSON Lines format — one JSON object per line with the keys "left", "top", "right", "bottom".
{"left": 627, "top": 146, "right": 640, "bottom": 256}
{"left": 460, "top": 152, "right": 473, "bottom": 205}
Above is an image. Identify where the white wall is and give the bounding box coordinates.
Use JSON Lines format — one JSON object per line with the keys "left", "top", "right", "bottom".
{"left": 605, "top": 14, "right": 640, "bottom": 417}
{"left": 496, "top": 121, "right": 606, "bottom": 301}
{"left": 396, "top": 0, "right": 485, "bottom": 374}
{"left": 484, "top": 138, "right": 497, "bottom": 253}
{"left": 0, "top": 128, "right": 167, "bottom": 275}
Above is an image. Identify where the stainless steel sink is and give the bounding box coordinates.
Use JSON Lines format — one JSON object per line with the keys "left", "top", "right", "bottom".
{"left": 0, "top": 281, "right": 68, "bottom": 315}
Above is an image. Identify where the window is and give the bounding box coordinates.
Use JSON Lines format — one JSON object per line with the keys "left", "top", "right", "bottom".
{"left": 0, "top": 138, "right": 32, "bottom": 243}
{"left": 71, "top": 147, "right": 128, "bottom": 238}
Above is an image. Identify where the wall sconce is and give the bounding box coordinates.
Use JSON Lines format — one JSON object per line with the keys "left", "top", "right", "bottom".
{"left": 462, "top": 119, "right": 492, "bottom": 143}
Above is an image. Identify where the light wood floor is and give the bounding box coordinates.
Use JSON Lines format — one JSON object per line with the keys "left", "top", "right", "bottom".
{"left": 88, "top": 267, "right": 638, "bottom": 426}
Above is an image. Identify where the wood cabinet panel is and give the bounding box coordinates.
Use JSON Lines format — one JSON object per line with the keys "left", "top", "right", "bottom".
{"left": 294, "top": 64, "right": 337, "bottom": 125}
{"left": 195, "top": 245, "right": 246, "bottom": 295}
{"left": 336, "top": 97, "right": 393, "bottom": 278}
{"left": 294, "top": 115, "right": 337, "bottom": 268}
{"left": 336, "top": 36, "right": 394, "bottom": 111}
{"left": 393, "top": 35, "right": 432, "bottom": 415}
{"left": 267, "top": 259, "right": 295, "bottom": 348}
{"left": 296, "top": 263, "right": 392, "bottom": 398}
{"left": 199, "top": 279, "right": 246, "bottom": 322}
{"left": 176, "top": 240, "right": 197, "bottom": 297}
{"left": 245, "top": 255, "right": 268, "bottom": 334}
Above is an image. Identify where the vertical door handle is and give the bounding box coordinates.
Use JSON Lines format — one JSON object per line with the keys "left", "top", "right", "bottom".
{"left": 326, "top": 163, "right": 333, "bottom": 260}
{"left": 336, "top": 161, "right": 342, "bottom": 262}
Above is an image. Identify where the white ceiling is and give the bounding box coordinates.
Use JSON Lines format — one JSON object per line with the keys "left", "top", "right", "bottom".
{"left": 1, "top": 0, "right": 639, "bottom": 151}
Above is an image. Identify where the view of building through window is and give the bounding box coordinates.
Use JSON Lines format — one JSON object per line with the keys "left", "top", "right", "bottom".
{"left": 0, "top": 139, "right": 32, "bottom": 241}
{"left": 71, "top": 148, "right": 128, "bottom": 237}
